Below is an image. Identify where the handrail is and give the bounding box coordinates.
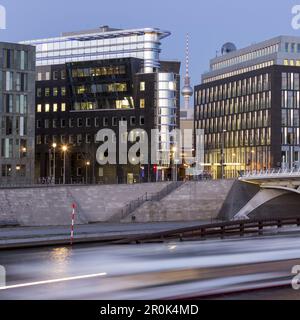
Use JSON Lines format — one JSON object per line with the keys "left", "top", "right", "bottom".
{"left": 240, "top": 168, "right": 300, "bottom": 179}
{"left": 113, "top": 216, "right": 300, "bottom": 244}
{"left": 109, "top": 181, "right": 185, "bottom": 222}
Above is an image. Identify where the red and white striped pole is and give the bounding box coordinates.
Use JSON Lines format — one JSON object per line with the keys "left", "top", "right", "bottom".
{"left": 70, "top": 203, "right": 76, "bottom": 245}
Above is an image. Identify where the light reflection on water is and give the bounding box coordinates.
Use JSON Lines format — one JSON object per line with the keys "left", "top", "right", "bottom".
{"left": 49, "top": 247, "right": 72, "bottom": 274}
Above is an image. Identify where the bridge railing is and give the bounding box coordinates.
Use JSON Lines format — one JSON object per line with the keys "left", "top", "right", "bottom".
{"left": 240, "top": 167, "right": 300, "bottom": 179}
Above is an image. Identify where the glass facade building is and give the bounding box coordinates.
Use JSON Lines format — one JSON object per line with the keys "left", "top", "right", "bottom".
{"left": 195, "top": 36, "right": 300, "bottom": 179}
{"left": 21, "top": 26, "right": 170, "bottom": 73}
{"left": 0, "top": 42, "right": 36, "bottom": 185}
{"left": 22, "top": 27, "right": 180, "bottom": 183}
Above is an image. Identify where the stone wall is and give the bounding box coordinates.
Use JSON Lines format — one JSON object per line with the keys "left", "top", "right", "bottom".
{"left": 122, "top": 180, "right": 235, "bottom": 223}
{"left": 0, "top": 183, "right": 169, "bottom": 226}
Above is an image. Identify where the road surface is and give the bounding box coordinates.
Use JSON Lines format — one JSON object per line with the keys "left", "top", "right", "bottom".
{"left": 0, "top": 232, "right": 300, "bottom": 299}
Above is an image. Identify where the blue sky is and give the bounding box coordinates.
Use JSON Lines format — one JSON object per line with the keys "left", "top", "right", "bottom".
{"left": 0, "top": 0, "right": 299, "bottom": 87}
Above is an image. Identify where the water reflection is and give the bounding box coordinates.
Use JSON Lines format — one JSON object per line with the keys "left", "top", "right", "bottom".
{"left": 49, "top": 247, "right": 72, "bottom": 274}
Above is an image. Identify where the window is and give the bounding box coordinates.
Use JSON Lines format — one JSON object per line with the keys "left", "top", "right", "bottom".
{"left": 77, "top": 118, "right": 83, "bottom": 127}
{"left": 45, "top": 104, "right": 50, "bottom": 112}
{"left": 37, "top": 88, "right": 42, "bottom": 97}
{"left": 61, "top": 70, "right": 66, "bottom": 80}
{"left": 53, "top": 103, "right": 58, "bottom": 112}
{"left": 140, "top": 99, "right": 145, "bottom": 109}
{"left": 130, "top": 117, "right": 136, "bottom": 126}
{"left": 1, "top": 138, "right": 13, "bottom": 158}
{"left": 45, "top": 88, "right": 50, "bottom": 96}
{"left": 5, "top": 71, "right": 13, "bottom": 91}
{"left": 60, "top": 119, "right": 66, "bottom": 128}
{"left": 44, "top": 119, "right": 49, "bottom": 128}
{"left": 95, "top": 117, "right": 100, "bottom": 127}
{"left": 61, "top": 103, "right": 66, "bottom": 112}
{"left": 37, "top": 72, "right": 42, "bottom": 81}
{"left": 37, "top": 119, "right": 41, "bottom": 128}
{"left": 2, "top": 164, "right": 12, "bottom": 177}
{"left": 53, "top": 87, "right": 58, "bottom": 96}
{"left": 77, "top": 134, "right": 82, "bottom": 144}
{"left": 45, "top": 72, "right": 50, "bottom": 80}
{"left": 61, "top": 87, "right": 66, "bottom": 96}
{"left": 140, "top": 116, "right": 145, "bottom": 125}
{"left": 69, "top": 118, "right": 75, "bottom": 128}
{"left": 4, "top": 49, "right": 13, "bottom": 69}
{"left": 16, "top": 73, "right": 27, "bottom": 91}
{"left": 103, "top": 117, "right": 108, "bottom": 126}
{"left": 60, "top": 135, "right": 66, "bottom": 143}
{"left": 36, "top": 135, "right": 42, "bottom": 145}
{"left": 53, "top": 71, "right": 58, "bottom": 80}
{"left": 5, "top": 95, "right": 13, "bottom": 113}
{"left": 37, "top": 104, "right": 42, "bottom": 113}
{"left": 86, "top": 118, "right": 91, "bottom": 127}
{"left": 112, "top": 117, "right": 118, "bottom": 126}
{"left": 140, "top": 81, "right": 145, "bottom": 91}
{"left": 86, "top": 134, "right": 92, "bottom": 143}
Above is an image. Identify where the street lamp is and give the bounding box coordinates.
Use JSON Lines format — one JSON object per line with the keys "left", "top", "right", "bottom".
{"left": 85, "top": 160, "right": 90, "bottom": 184}
{"left": 221, "top": 130, "right": 226, "bottom": 179}
{"left": 62, "top": 145, "right": 68, "bottom": 185}
{"left": 52, "top": 143, "right": 57, "bottom": 184}
{"left": 172, "top": 146, "right": 177, "bottom": 182}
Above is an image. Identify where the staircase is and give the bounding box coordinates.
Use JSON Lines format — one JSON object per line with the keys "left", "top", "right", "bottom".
{"left": 108, "top": 181, "right": 185, "bottom": 223}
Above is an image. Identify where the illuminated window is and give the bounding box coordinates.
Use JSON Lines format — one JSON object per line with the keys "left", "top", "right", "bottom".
{"left": 290, "top": 60, "right": 295, "bottom": 66}
{"left": 140, "top": 82, "right": 145, "bottom": 91}
{"left": 61, "top": 87, "right": 66, "bottom": 96}
{"left": 116, "top": 97, "right": 133, "bottom": 109}
{"left": 45, "top": 88, "right": 50, "bottom": 96}
{"left": 77, "top": 86, "right": 85, "bottom": 94}
{"left": 284, "top": 60, "right": 289, "bottom": 66}
{"left": 61, "top": 103, "right": 66, "bottom": 112}
{"left": 140, "top": 99, "right": 145, "bottom": 109}
{"left": 45, "top": 104, "right": 50, "bottom": 112}
{"left": 37, "top": 104, "right": 42, "bottom": 113}
{"left": 53, "top": 87, "right": 58, "bottom": 96}
{"left": 169, "top": 81, "right": 176, "bottom": 91}
{"left": 53, "top": 103, "right": 58, "bottom": 112}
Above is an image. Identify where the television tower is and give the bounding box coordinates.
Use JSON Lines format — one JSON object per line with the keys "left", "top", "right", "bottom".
{"left": 181, "top": 33, "right": 193, "bottom": 109}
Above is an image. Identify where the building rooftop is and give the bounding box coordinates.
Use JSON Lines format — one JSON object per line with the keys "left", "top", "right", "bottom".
{"left": 202, "top": 35, "right": 300, "bottom": 83}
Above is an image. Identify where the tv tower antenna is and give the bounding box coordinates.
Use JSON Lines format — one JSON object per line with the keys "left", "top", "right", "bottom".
{"left": 181, "top": 33, "right": 193, "bottom": 109}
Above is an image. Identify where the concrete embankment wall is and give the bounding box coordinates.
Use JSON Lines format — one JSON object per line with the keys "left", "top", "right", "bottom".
{"left": 122, "top": 180, "right": 235, "bottom": 223}
{"left": 0, "top": 183, "right": 170, "bottom": 227}
{"left": 218, "top": 180, "right": 260, "bottom": 220}
{"left": 218, "top": 180, "right": 300, "bottom": 220}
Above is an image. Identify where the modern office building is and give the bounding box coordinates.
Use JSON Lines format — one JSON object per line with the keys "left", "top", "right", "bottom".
{"left": 195, "top": 36, "right": 300, "bottom": 179}
{"left": 22, "top": 26, "right": 180, "bottom": 184}
{"left": 0, "top": 42, "right": 36, "bottom": 185}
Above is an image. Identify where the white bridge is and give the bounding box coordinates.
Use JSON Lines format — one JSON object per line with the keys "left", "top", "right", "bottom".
{"left": 234, "top": 168, "right": 300, "bottom": 220}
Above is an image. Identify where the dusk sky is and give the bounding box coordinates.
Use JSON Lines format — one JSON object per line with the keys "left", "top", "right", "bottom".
{"left": 0, "top": 0, "right": 299, "bottom": 89}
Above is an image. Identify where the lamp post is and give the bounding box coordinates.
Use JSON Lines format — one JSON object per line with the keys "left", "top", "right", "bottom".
{"left": 85, "top": 161, "right": 90, "bottom": 184}
{"left": 62, "top": 145, "right": 68, "bottom": 185}
{"left": 172, "top": 146, "right": 177, "bottom": 182}
{"left": 52, "top": 143, "right": 57, "bottom": 184}
{"left": 221, "top": 130, "right": 226, "bottom": 179}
